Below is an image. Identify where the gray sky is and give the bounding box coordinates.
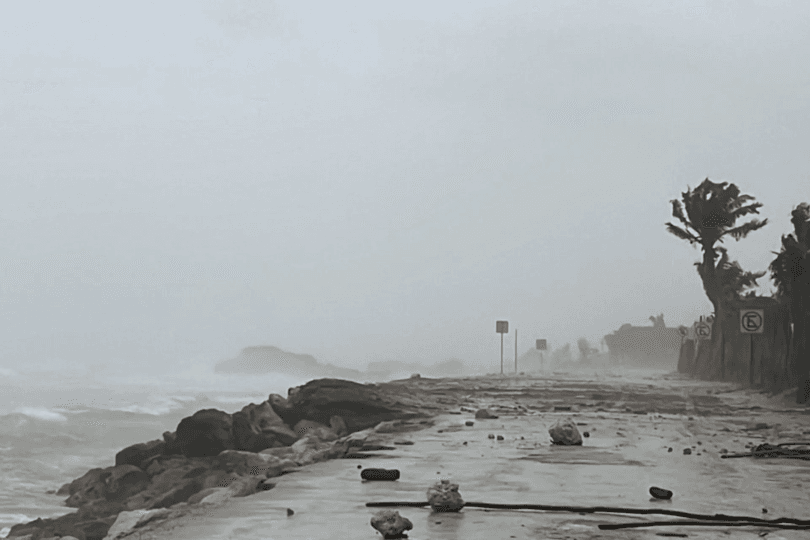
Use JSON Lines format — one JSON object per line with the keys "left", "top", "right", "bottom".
{"left": 1, "top": 0, "right": 809, "bottom": 374}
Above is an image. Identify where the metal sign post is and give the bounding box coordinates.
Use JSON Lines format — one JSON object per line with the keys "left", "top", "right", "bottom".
{"left": 740, "top": 309, "right": 764, "bottom": 385}
{"left": 496, "top": 321, "right": 508, "bottom": 375}
{"left": 536, "top": 339, "right": 547, "bottom": 370}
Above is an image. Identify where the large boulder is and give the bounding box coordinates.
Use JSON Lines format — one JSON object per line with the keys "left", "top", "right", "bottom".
{"left": 268, "top": 393, "right": 299, "bottom": 426}
{"left": 286, "top": 378, "right": 416, "bottom": 433}
{"left": 548, "top": 417, "right": 583, "bottom": 446}
{"left": 233, "top": 401, "right": 298, "bottom": 452}
{"left": 115, "top": 439, "right": 165, "bottom": 467}
{"left": 104, "top": 464, "right": 149, "bottom": 501}
{"left": 123, "top": 457, "right": 213, "bottom": 511}
{"left": 171, "top": 409, "right": 235, "bottom": 457}
{"left": 64, "top": 467, "right": 114, "bottom": 508}
{"left": 10, "top": 513, "right": 115, "bottom": 540}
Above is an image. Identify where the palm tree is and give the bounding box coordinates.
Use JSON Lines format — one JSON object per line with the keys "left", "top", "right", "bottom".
{"left": 666, "top": 178, "right": 768, "bottom": 379}
{"left": 769, "top": 203, "right": 810, "bottom": 403}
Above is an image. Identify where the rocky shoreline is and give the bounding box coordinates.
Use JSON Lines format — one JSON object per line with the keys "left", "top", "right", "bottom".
{"left": 6, "top": 377, "right": 455, "bottom": 540}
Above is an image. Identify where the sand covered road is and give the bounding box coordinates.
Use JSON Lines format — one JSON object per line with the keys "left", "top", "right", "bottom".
{"left": 121, "top": 370, "right": 810, "bottom": 540}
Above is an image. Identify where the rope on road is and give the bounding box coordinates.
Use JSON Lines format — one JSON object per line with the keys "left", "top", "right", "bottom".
{"left": 599, "top": 520, "right": 810, "bottom": 531}
{"left": 365, "top": 501, "right": 810, "bottom": 527}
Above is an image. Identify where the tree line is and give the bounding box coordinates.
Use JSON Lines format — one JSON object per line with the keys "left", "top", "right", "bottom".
{"left": 666, "top": 179, "right": 809, "bottom": 403}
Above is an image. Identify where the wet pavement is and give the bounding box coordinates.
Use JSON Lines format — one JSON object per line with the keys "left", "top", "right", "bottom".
{"left": 128, "top": 370, "right": 810, "bottom": 540}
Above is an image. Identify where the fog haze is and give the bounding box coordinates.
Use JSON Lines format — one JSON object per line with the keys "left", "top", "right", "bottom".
{"left": 2, "top": 1, "right": 809, "bottom": 377}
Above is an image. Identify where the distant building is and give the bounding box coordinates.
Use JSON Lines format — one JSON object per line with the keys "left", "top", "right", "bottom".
{"left": 603, "top": 314, "right": 681, "bottom": 367}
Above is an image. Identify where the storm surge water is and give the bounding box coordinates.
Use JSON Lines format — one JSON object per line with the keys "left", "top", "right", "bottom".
{"left": 0, "top": 361, "right": 317, "bottom": 537}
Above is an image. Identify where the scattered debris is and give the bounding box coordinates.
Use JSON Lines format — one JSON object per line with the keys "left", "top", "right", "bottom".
{"left": 286, "top": 508, "right": 294, "bottom": 516}
{"left": 554, "top": 406, "right": 572, "bottom": 412}
{"left": 488, "top": 434, "right": 495, "bottom": 439}
{"left": 583, "top": 431, "right": 590, "bottom": 438}
{"left": 465, "top": 421, "right": 474, "bottom": 426}
{"left": 497, "top": 435, "right": 504, "bottom": 441}
{"left": 362, "top": 468, "right": 401, "bottom": 481}
{"left": 475, "top": 409, "right": 499, "bottom": 419}
{"left": 370, "top": 510, "right": 413, "bottom": 539}
{"left": 650, "top": 487, "right": 673, "bottom": 500}
{"left": 549, "top": 417, "right": 583, "bottom": 446}
{"left": 721, "top": 442, "right": 810, "bottom": 460}
{"left": 427, "top": 480, "right": 465, "bottom": 512}
{"left": 683, "top": 448, "right": 692, "bottom": 455}
{"left": 393, "top": 440, "right": 414, "bottom": 446}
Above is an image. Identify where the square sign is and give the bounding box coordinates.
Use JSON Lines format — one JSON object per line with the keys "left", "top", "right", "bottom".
{"left": 536, "top": 339, "right": 547, "bottom": 350}
{"left": 496, "top": 321, "right": 508, "bottom": 334}
{"left": 740, "top": 309, "right": 764, "bottom": 334}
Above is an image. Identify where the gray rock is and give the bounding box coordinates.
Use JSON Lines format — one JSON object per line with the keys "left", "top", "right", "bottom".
{"left": 233, "top": 401, "right": 299, "bottom": 451}
{"left": 548, "top": 417, "right": 583, "bottom": 446}
{"left": 287, "top": 378, "right": 416, "bottom": 433}
{"left": 329, "top": 415, "right": 348, "bottom": 437}
{"left": 103, "top": 509, "right": 151, "bottom": 540}
{"left": 64, "top": 467, "right": 113, "bottom": 508}
{"left": 215, "top": 450, "right": 298, "bottom": 478}
{"left": 293, "top": 419, "right": 336, "bottom": 440}
{"left": 173, "top": 409, "right": 235, "bottom": 458}
{"left": 475, "top": 409, "right": 498, "bottom": 419}
{"left": 426, "top": 479, "right": 464, "bottom": 512}
{"left": 115, "top": 439, "right": 165, "bottom": 468}
{"left": 105, "top": 464, "right": 149, "bottom": 501}
{"left": 370, "top": 510, "right": 413, "bottom": 538}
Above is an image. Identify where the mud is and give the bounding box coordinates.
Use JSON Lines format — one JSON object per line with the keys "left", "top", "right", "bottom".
{"left": 120, "top": 369, "right": 810, "bottom": 540}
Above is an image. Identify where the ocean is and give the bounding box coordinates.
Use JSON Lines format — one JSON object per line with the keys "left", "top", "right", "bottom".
{"left": 0, "top": 369, "right": 316, "bottom": 538}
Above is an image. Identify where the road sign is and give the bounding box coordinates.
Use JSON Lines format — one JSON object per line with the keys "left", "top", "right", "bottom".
{"left": 695, "top": 321, "right": 712, "bottom": 340}
{"left": 496, "top": 321, "right": 508, "bottom": 334}
{"left": 740, "top": 309, "right": 764, "bottom": 334}
{"left": 536, "top": 339, "right": 547, "bottom": 350}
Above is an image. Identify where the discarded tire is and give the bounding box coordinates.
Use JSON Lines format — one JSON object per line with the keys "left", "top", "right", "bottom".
{"left": 649, "top": 486, "right": 673, "bottom": 500}
{"left": 362, "top": 468, "right": 401, "bottom": 481}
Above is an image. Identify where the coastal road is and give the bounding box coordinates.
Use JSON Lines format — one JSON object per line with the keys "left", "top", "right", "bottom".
{"left": 130, "top": 369, "right": 810, "bottom": 540}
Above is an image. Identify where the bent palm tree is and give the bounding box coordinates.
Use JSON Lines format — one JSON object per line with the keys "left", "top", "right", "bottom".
{"left": 666, "top": 178, "right": 768, "bottom": 379}
{"left": 770, "top": 203, "right": 810, "bottom": 403}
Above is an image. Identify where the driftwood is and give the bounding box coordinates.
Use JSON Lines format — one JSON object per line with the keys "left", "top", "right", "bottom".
{"left": 721, "top": 442, "right": 810, "bottom": 460}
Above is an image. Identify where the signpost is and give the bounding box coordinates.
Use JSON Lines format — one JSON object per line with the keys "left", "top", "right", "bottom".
{"left": 496, "top": 321, "right": 508, "bottom": 375}
{"left": 695, "top": 321, "right": 712, "bottom": 340}
{"left": 536, "top": 339, "right": 547, "bottom": 370}
{"left": 740, "top": 309, "right": 764, "bottom": 385}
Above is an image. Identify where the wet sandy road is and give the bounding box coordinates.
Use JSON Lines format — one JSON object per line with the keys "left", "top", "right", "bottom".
{"left": 130, "top": 371, "right": 810, "bottom": 540}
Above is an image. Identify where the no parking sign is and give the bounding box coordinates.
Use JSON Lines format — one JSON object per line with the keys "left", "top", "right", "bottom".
{"left": 740, "top": 309, "right": 764, "bottom": 334}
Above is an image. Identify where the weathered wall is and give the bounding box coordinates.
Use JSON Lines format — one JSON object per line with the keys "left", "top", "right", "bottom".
{"left": 678, "top": 298, "right": 795, "bottom": 394}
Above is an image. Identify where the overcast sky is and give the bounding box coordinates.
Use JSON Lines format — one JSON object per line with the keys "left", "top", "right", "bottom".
{"left": 1, "top": 0, "right": 808, "bottom": 375}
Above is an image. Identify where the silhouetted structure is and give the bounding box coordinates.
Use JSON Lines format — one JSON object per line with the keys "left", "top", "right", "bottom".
{"left": 603, "top": 314, "right": 681, "bottom": 367}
